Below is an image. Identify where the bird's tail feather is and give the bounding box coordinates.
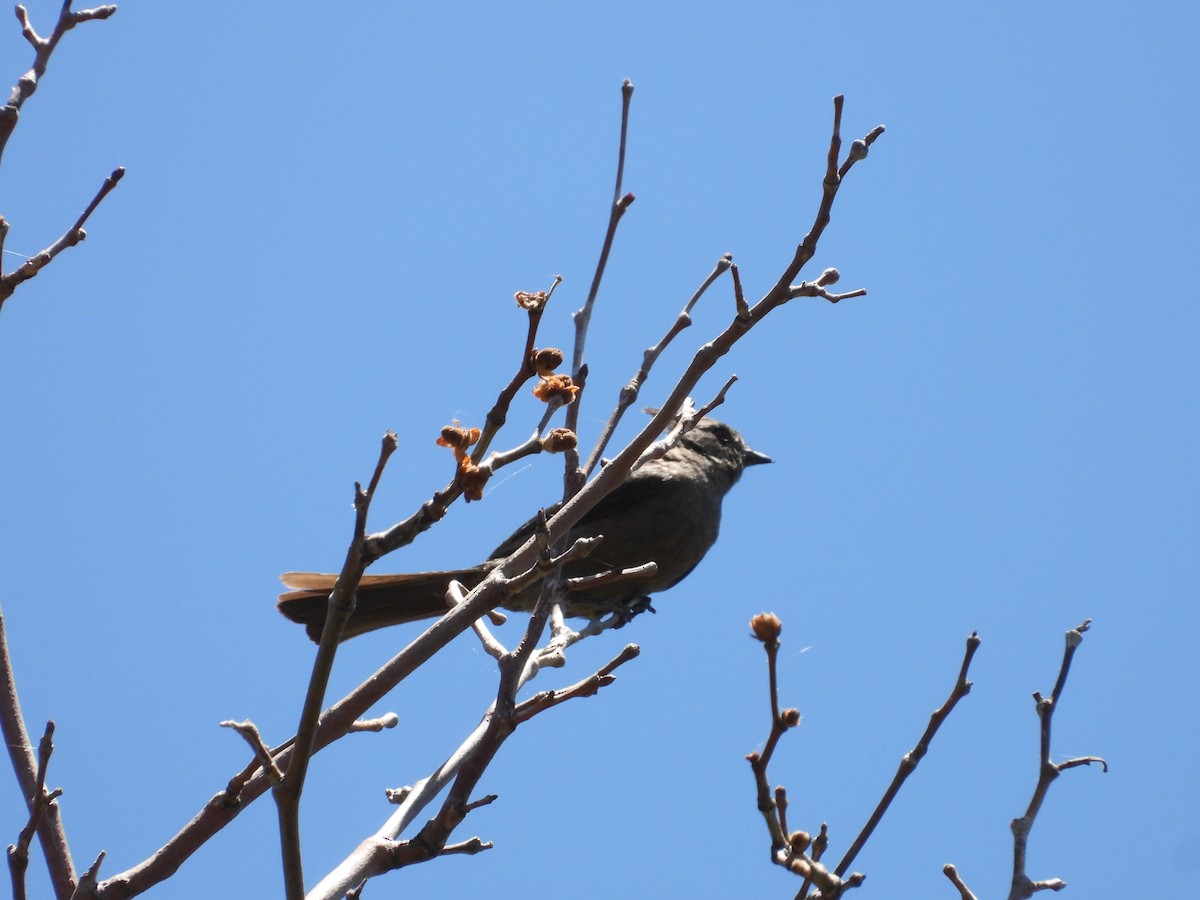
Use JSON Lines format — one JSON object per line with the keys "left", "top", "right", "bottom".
{"left": 277, "top": 567, "right": 491, "bottom": 643}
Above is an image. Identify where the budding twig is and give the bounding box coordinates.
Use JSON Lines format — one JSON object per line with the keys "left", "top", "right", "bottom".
{"left": 585, "top": 253, "right": 737, "bottom": 476}
{"left": 1006, "top": 620, "right": 1106, "bottom": 900}
{"left": 0, "top": 167, "right": 125, "bottom": 312}
{"left": 835, "top": 632, "right": 982, "bottom": 877}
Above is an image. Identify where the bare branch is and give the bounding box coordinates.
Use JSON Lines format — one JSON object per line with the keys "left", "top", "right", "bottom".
{"left": 7, "top": 722, "right": 64, "bottom": 900}
{"left": 1008, "top": 620, "right": 1105, "bottom": 900}
{"left": 346, "top": 713, "right": 399, "bottom": 733}
{"left": 0, "top": 5, "right": 122, "bottom": 314}
{"left": 564, "top": 561, "right": 657, "bottom": 594}
{"left": 513, "top": 643, "right": 639, "bottom": 723}
{"left": 365, "top": 303, "right": 564, "bottom": 561}
{"left": 761, "top": 95, "right": 884, "bottom": 310}
{"left": 835, "top": 632, "right": 981, "bottom": 877}
{"left": 743, "top": 613, "right": 854, "bottom": 896}
{"left": 0, "top": 609, "right": 75, "bottom": 899}
{"left": 68, "top": 851, "right": 105, "bottom": 900}
{"left": 474, "top": 275, "right": 562, "bottom": 462}
{"left": 439, "top": 837, "right": 492, "bottom": 857}
{"left": 570, "top": 78, "right": 636, "bottom": 382}
{"left": 943, "top": 864, "right": 979, "bottom": 900}
{"left": 272, "top": 430, "right": 400, "bottom": 898}
{"left": 219, "top": 721, "right": 283, "bottom": 785}
{"left": 584, "top": 254, "right": 735, "bottom": 476}
{"left": 730, "top": 259, "right": 749, "bottom": 320}
{"left": 0, "top": 167, "right": 125, "bottom": 312}
{"left": 2, "top": 3, "right": 118, "bottom": 163}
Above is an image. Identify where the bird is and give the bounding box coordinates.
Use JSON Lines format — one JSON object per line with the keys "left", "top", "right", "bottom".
{"left": 277, "top": 419, "right": 770, "bottom": 642}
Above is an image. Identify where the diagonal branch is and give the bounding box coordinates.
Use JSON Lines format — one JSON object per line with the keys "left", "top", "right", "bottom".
{"left": 7, "top": 721, "right": 64, "bottom": 900}
{"left": 762, "top": 95, "right": 884, "bottom": 309}
{"left": 584, "top": 253, "right": 734, "bottom": 476}
{"left": 363, "top": 277, "right": 560, "bottom": 562}
{"left": 834, "top": 632, "right": 981, "bottom": 877}
{"left": 0, "top": 167, "right": 125, "bottom": 311}
{"left": 0, "top": 609, "right": 74, "bottom": 899}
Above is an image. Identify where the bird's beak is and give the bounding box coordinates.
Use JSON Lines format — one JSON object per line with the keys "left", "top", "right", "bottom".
{"left": 744, "top": 448, "right": 773, "bottom": 467}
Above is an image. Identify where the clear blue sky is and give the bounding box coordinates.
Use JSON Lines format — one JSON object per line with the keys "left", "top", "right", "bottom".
{"left": 1, "top": 2, "right": 1196, "bottom": 897}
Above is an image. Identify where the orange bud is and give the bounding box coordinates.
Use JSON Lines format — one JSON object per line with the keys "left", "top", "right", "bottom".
{"left": 532, "top": 373, "right": 579, "bottom": 405}
{"left": 458, "top": 463, "right": 490, "bottom": 501}
{"left": 436, "top": 423, "right": 482, "bottom": 463}
{"left": 749, "top": 612, "right": 782, "bottom": 643}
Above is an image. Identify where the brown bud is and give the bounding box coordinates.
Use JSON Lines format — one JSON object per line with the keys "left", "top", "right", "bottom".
{"left": 532, "top": 347, "right": 564, "bottom": 376}
{"left": 781, "top": 708, "right": 801, "bottom": 728}
{"left": 541, "top": 428, "right": 578, "bottom": 453}
{"left": 749, "top": 612, "right": 782, "bottom": 643}
{"left": 436, "top": 423, "right": 482, "bottom": 463}
{"left": 789, "top": 831, "right": 811, "bottom": 853}
{"left": 458, "top": 463, "right": 490, "bottom": 502}
{"left": 436, "top": 424, "right": 480, "bottom": 451}
{"left": 532, "top": 373, "right": 579, "bottom": 405}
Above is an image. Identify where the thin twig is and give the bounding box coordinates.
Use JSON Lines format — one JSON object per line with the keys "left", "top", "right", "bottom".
{"left": 744, "top": 613, "right": 847, "bottom": 897}
{"left": 0, "top": 608, "right": 74, "bottom": 899}
{"left": 7, "top": 722, "right": 63, "bottom": 900}
{"left": 583, "top": 253, "right": 734, "bottom": 476}
{"left": 365, "top": 305, "right": 560, "bottom": 561}
{"left": 1, "top": 3, "right": 118, "bottom": 163}
{"left": 1008, "top": 620, "right": 1105, "bottom": 900}
{"left": 513, "top": 643, "right": 640, "bottom": 723}
{"left": 220, "top": 720, "right": 283, "bottom": 784}
{"left": 1, "top": 4, "right": 122, "bottom": 313}
{"left": 439, "top": 837, "right": 493, "bottom": 856}
{"left": 730, "top": 260, "right": 748, "bottom": 320}
{"left": 566, "top": 77, "right": 636, "bottom": 477}
{"left": 834, "top": 632, "right": 982, "bottom": 877}
{"left": 760, "top": 95, "right": 884, "bottom": 311}
{"left": 347, "top": 713, "right": 399, "bottom": 733}
{"left": 304, "top": 612, "right": 635, "bottom": 897}
{"left": 67, "top": 852, "right": 105, "bottom": 900}
{"left": 474, "top": 275, "right": 562, "bottom": 462}
{"left": 274, "top": 431, "right": 398, "bottom": 899}
{"left": 0, "top": 167, "right": 125, "bottom": 311}
{"left": 943, "top": 863, "right": 979, "bottom": 900}
{"left": 570, "top": 78, "right": 635, "bottom": 382}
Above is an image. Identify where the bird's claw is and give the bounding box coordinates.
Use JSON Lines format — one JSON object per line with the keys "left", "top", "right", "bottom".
{"left": 610, "top": 596, "right": 655, "bottom": 628}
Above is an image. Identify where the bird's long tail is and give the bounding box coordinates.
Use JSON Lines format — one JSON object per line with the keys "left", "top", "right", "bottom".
{"left": 277, "top": 567, "right": 491, "bottom": 643}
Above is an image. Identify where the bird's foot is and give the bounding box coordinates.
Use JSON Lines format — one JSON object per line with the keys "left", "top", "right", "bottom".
{"left": 609, "top": 596, "right": 656, "bottom": 628}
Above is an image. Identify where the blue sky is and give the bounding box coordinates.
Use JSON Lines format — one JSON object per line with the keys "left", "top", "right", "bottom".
{"left": 1, "top": 2, "right": 1196, "bottom": 897}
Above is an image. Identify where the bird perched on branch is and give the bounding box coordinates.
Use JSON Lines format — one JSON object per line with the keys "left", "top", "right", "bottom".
{"left": 277, "top": 419, "right": 770, "bottom": 642}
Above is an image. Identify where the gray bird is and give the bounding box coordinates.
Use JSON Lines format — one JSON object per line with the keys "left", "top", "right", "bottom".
{"left": 277, "top": 419, "right": 770, "bottom": 642}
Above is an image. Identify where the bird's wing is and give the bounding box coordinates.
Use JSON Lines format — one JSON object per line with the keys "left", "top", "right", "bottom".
{"left": 486, "top": 472, "right": 666, "bottom": 560}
